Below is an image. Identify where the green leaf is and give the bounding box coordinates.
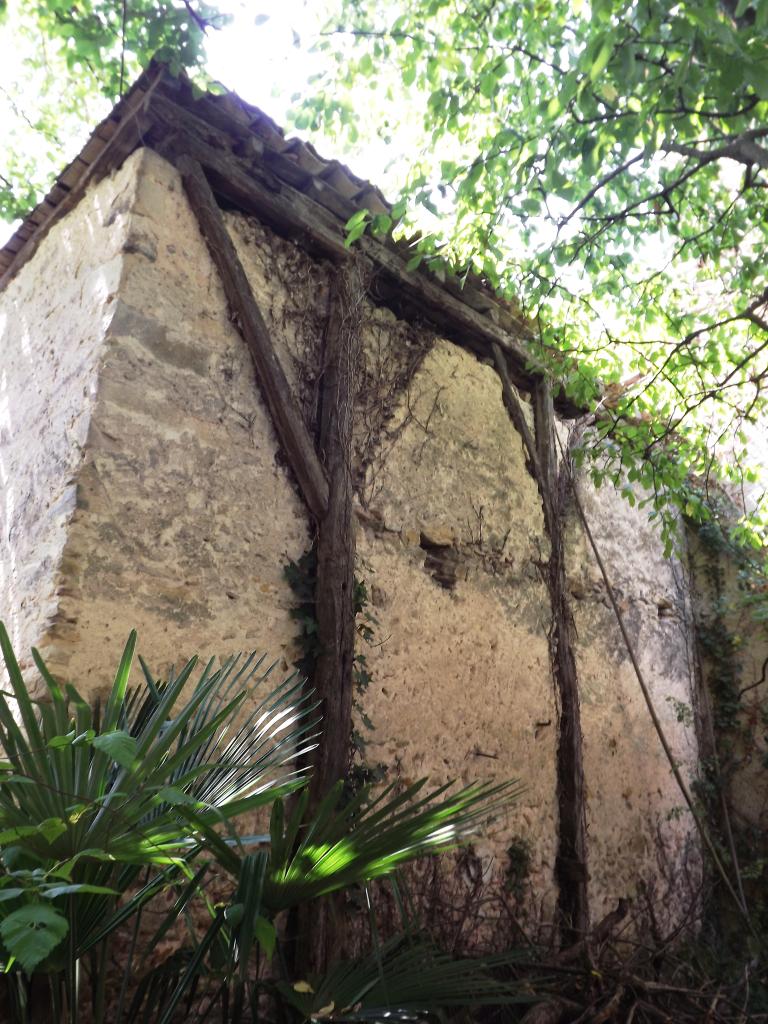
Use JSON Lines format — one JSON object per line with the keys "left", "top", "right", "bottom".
{"left": 588, "top": 33, "right": 614, "bottom": 82}
{"left": 42, "top": 883, "right": 119, "bottom": 898}
{"left": 745, "top": 59, "right": 768, "bottom": 98}
{"left": 103, "top": 632, "right": 136, "bottom": 732}
{"left": 479, "top": 71, "right": 497, "bottom": 99}
{"left": 371, "top": 212, "right": 393, "bottom": 236}
{"left": 618, "top": 45, "right": 638, "bottom": 87}
{"left": 0, "top": 826, "right": 40, "bottom": 844}
{"left": 581, "top": 135, "right": 598, "bottom": 172}
{"left": 0, "top": 888, "right": 25, "bottom": 903}
{"left": 91, "top": 731, "right": 138, "bottom": 769}
{"left": 344, "top": 221, "right": 368, "bottom": 248}
{"left": 154, "top": 786, "right": 198, "bottom": 807}
{"left": 225, "top": 903, "right": 244, "bottom": 927}
{"left": 0, "top": 905, "right": 69, "bottom": 972}
{"left": 344, "top": 209, "right": 369, "bottom": 231}
{"left": 48, "top": 732, "right": 75, "bottom": 749}
{"left": 253, "top": 915, "right": 276, "bottom": 959}
{"left": 38, "top": 818, "right": 67, "bottom": 844}
{"left": 390, "top": 198, "right": 407, "bottom": 220}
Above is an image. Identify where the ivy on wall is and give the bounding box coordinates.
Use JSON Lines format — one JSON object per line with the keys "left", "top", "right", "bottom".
{"left": 283, "top": 546, "right": 386, "bottom": 795}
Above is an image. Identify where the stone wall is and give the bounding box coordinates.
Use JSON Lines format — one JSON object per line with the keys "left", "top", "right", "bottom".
{"left": 688, "top": 526, "right": 768, "bottom": 857}
{"left": 352, "top": 338, "right": 560, "bottom": 930}
{"left": 31, "top": 149, "right": 312, "bottom": 691}
{"left": 0, "top": 145, "right": 708, "bottom": 938}
{"left": 566, "top": 477, "right": 701, "bottom": 927}
{"left": 0, "top": 155, "right": 135, "bottom": 681}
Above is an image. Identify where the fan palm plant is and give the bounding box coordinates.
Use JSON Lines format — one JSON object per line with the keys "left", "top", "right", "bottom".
{"left": 277, "top": 933, "right": 532, "bottom": 1020}
{"left": 127, "top": 782, "right": 527, "bottom": 1024}
{"left": 0, "top": 624, "right": 526, "bottom": 1024}
{"left": 123, "top": 772, "right": 525, "bottom": 1023}
{"left": 0, "top": 623, "right": 319, "bottom": 1019}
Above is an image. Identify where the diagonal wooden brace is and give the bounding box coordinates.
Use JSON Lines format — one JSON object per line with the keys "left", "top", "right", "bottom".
{"left": 176, "top": 153, "right": 329, "bottom": 520}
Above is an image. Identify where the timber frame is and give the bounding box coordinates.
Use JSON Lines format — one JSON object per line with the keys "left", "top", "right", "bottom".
{"left": 0, "top": 64, "right": 582, "bottom": 419}
{"left": 0, "top": 64, "right": 595, "bottom": 945}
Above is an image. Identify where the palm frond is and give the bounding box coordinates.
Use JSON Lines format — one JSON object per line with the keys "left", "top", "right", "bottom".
{"left": 285, "top": 935, "right": 531, "bottom": 1018}
{"left": 134, "top": 650, "right": 321, "bottom": 813}
{"left": 262, "top": 778, "right": 523, "bottom": 910}
{"left": 0, "top": 624, "right": 319, "bottom": 965}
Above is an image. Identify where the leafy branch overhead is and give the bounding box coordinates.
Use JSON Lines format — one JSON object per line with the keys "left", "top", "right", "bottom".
{"left": 303, "top": 0, "right": 768, "bottom": 547}
{"left": 3, "top": 0, "right": 768, "bottom": 549}
{"left": 0, "top": 0, "right": 225, "bottom": 221}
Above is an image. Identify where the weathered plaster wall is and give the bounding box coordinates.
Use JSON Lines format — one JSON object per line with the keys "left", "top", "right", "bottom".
{"left": 2, "top": 144, "right": 706, "bottom": 938}
{"left": 225, "top": 212, "right": 327, "bottom": 428}
{"left": 36, "top": 148, "right": 311, "bottom": 691}
{"left": 346, "top": 336, "right": 701, "bottom": 931}
{"left": 688, "top": 529, "right": 768, "bottom": 834}
{"left": 0, "top": 155, "right": 137, "bottom": 680}
{"left": 352, "top": 338, "right": 559, "bottom": 928}
{"left": 565, "top": 474, "right": 702, "bottom": 927}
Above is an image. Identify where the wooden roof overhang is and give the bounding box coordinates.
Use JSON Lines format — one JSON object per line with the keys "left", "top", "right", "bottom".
{"left": 0, "top": 64, "right": 582, "bottom": 416}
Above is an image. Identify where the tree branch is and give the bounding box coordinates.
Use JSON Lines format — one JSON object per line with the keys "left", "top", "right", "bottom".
{"left": 662, "top": 128, "right": 768, "bottom": 170}
{"left": 180, "top": 0, "right": 213, "bottom": 34}
{"left": 559, "top": 152, "right": 646, "bottom": 229}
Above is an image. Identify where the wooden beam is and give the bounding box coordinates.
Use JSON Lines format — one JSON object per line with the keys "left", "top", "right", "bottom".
{"left": 176, "top": 154, "right": 329, "bottom": 520}
{"left": 150, "top": 100, "right": 349, "bottom": 259}
{"left": 360, "top": 239, "right": 535, "bottom": 376}
{"left": 310, "top": 266, "right": 363, "bottom": 801}
{"left": 145, "top": 99, "right": 589, "bottom": 415}
{"left": 297, "top": 265, "right": 367, "bottom": 976}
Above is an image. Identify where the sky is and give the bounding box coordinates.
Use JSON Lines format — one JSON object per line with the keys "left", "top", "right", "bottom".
{"left": 205, "top": 1, "right": 321, "bottom": 124}
{"left": 205, "top": 1, "right": 409, "bottom": 184}
{"left": 205, "top": 1, "right": 320, "bottom": 119}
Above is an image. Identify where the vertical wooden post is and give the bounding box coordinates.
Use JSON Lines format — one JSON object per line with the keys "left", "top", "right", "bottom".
{"left": 311, "top": 265, "right": 366, "bottom": 800}
{"left": 493, "top": 347, "right": 590, "bottom": 943}
{"left": 179, "top": 153, "right": 369, "bottom": 968}
{"left": 533, "top": 380, "right": 590, "bottom": 943}
{"left": 294, "top": 263, "right": 367, "bottom": 974}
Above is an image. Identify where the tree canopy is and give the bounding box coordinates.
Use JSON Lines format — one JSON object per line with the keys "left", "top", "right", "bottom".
{"left": 298, "top": 0, "right": 768, "bottom": 551}
{"left": 2, "top": 0, "right": 768, "bottom": 552}
{"left": 0, "top": 0, "right": 224, "bottom": 221}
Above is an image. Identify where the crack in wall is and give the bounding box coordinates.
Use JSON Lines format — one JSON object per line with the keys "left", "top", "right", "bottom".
{"left": 418, "top": 532, "right": 460, "bottom": 590}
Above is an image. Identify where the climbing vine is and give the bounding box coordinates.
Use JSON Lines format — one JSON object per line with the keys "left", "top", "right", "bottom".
{"left": 283, "top": 546, "right": 386, "bottom": 793}
{"left": 349, "top": 565, "right": 388, "bottom": 791}
{"left": 283, "top": 544, "right": 320, "bottom": 682}
{"left": 690, "top": 510, "right": 768, "bottom": 944}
